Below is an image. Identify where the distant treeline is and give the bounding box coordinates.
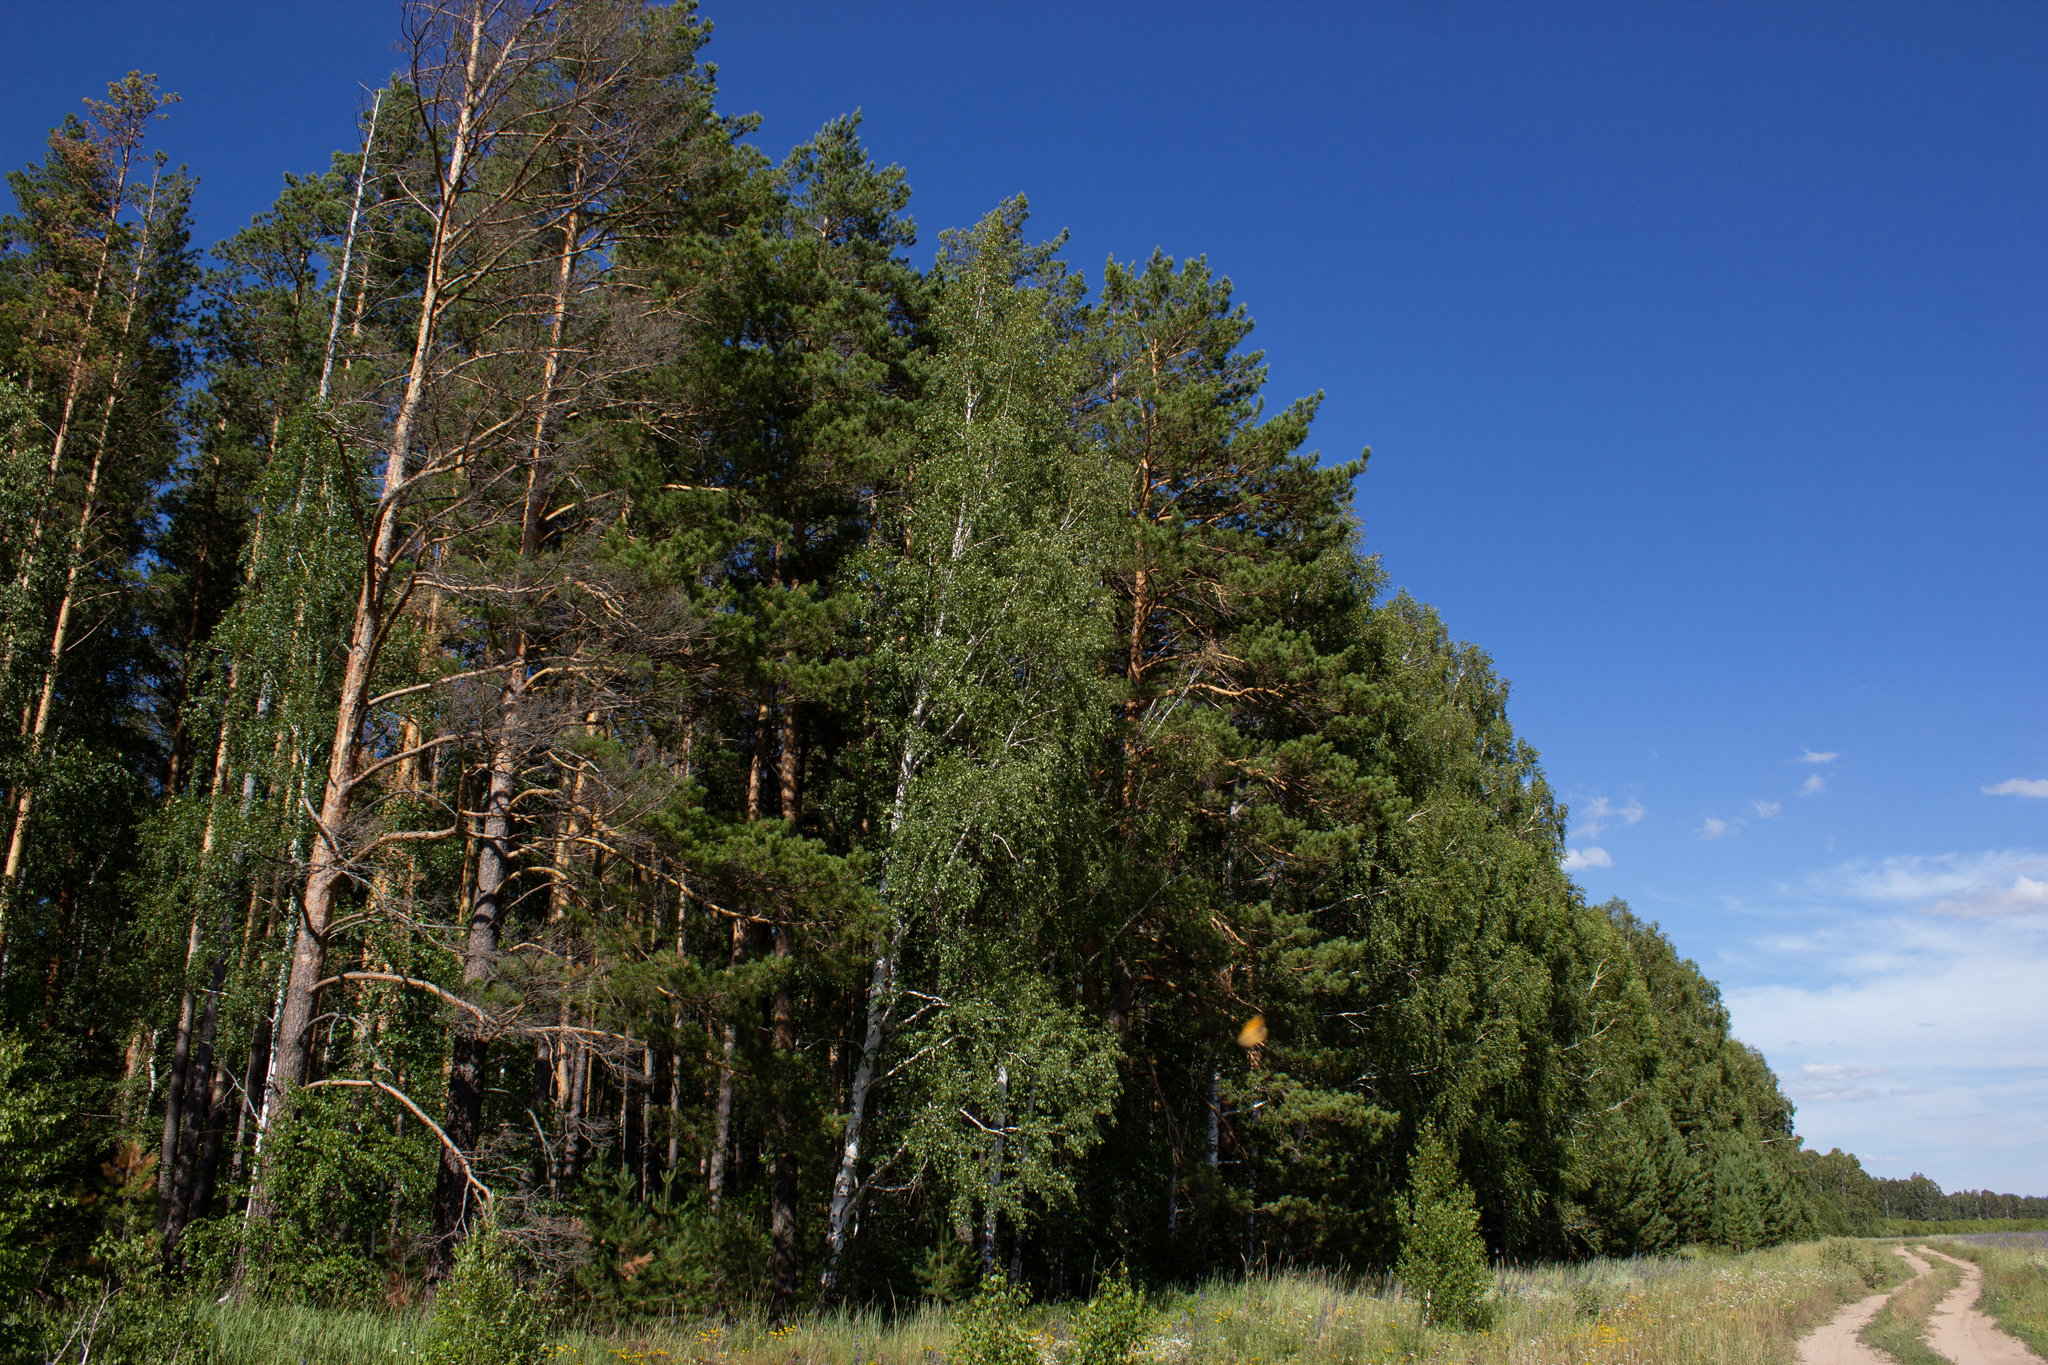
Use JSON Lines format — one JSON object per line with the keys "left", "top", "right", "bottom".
{"left": 0, "top": 0, "right": 2037, "bottom": 1337}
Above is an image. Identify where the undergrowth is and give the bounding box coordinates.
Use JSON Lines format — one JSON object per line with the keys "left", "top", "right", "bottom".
{"left": 191, "top": 1241, "right": 1907, "bottom": 1365}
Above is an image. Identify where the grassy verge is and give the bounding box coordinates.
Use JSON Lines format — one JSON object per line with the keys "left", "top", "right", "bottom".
{"left": 201, "top": 1244, "right": 1909, "bottom": 1365}
{"left": 1929, "top": 1238, "right": 2048, "bottom": 1359}
{"left": 1857, "top": 1249, "right": 1956, "bottom": 1365}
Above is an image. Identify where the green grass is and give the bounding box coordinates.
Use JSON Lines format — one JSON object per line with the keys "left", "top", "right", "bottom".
{"left": 206, "top": 1301, "right": 429, "bottom": 1363}
{"left": 1857, "top": 1249, "right": 1955, "bottom": 1365}
{"left": 1929, "top": 1237, "right": 2048, "bottom": 1359}
{"left": 197, "top": 1245, "right": 1909, "bottom": 1365}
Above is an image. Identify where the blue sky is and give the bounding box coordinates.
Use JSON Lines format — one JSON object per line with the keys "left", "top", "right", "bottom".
{"left": 7, "top": 0, "right": 2044, "bottom": 1192}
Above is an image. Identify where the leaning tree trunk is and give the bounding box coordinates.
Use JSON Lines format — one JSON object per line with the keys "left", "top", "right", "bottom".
{"left": 244, "top": 19, "right": 485, "bottom": 1234}
{"left": 428, "top": 167, "right": 581, "bottom": 1274}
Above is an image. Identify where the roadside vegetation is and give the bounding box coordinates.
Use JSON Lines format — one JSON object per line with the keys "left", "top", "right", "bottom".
{"left": 151, "top": 1244, "right": 1904, "bottom": 1365}
{"left": 1857, "top": 1247, "right": 1954, "bottom": 1365}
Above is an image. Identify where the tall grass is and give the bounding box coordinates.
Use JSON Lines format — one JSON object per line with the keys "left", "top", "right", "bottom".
{"left": 202, "top": 1243, "right": 1901, "bottom": 1365}
{"left": 206, "top": 1301, "right": 428, "bottom": 1363}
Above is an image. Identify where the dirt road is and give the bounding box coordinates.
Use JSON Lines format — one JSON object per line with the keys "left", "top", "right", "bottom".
{"left": 1795, "top": 1244, "right": 2045, "bottom": 1365}
{"left": 1796, "top": 1248, "right": 1930, "bottom": 1365}
{"left": 1919, "top": 1245, "right": 2044, "bottom": 1365}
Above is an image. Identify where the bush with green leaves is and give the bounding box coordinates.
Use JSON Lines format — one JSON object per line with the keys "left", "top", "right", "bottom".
{"left": 952, "top": 1272, "right": 1036, "bottom": 1365}
{"left": 231, "top": 1087, "right": 434, "bottom": 1306}
{"left": 0, "top": 1033, "right": 67, "bottom": 1363}
{"left": 41, "top": 1232, "right": 218, "bottom": 1365}
{"left": 1395, "top": 1133, "right": 1493, "bottom": 1330}
{"left": 1819, "top": 1237, "right": 1895, "bottom": 1289}
{"left": 422, "top": 1220, "right": 554, "bottom": 1365}
{"left": 1067, "top": 1265, "right": 1151, "bottom": 1365}
{"left": 916, "top": 1238, "right": 976, "bottom": 1305}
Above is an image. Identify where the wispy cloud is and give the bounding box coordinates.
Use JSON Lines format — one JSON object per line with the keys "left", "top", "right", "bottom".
{"left": 1698, "top": 816, "right": 1737, "bottom": 840}
{"left": 1929, "top": 874, "right": 2048, "bottom": 918}
{"left": 1804, "top": 850, "right": 2048, "bottom": 905}
{"left": 1800, "top": 774, "right": 1827, "bottom": 796}
{"left": 1802, "top": 1064, "right": 1891, "bottom": 1082}
{"left": 1574, "top": 795, "right": 1645, "bottom": 839}
{"left": 1725, "top": 888, "right": 2048, "bottom": 1188}
{"left": 1984, "top": 778, "right": 2048, "bottom": 799}
{"left": 1562, "top": 847, "right": 1612, "bottom": 872}
{"left": 1753, "top": 800, "right": 1782, "bottom": 819}
{"left": 1799, "top": 749, "right": 1840, "bottom": 765}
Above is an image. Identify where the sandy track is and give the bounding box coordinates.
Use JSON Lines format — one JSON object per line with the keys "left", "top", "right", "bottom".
{"left": 1918, "top": 1245, "right": 2046, "bottom": 1365}
{"left": 1796, "top": 1248, "right": 1931, "bottom": 1365}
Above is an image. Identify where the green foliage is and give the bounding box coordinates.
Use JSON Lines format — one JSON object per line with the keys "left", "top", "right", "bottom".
{"left": 421, "top": 1222, "right": 553, "bottom": 1365}
{"left": 896, "top": 975, "right": 1121, "bottom": 1236}
{"left": 0, "top": 1033, "right": 70, "bottom": 1363}
{"left": 952, "top": 1273, "right": 1037, "bottom": 1365}
{"left": 1067, "top": 1266, "right": 1152, "bottom": 1365}
{"left": 915, "top": 1238, "right": 976, "bottom": 1305}
{"left": 1395, "top": 1134, "right": 1493, "bottom": 1330}
{"left": 570, "top": 1169, "right": 768, "bottom": 1316}
{"left": 42, "top": 1232, "right": 219, "bottom": 1365}
{"left": 232, "top": 1089, "right": 434, "bottom": 1306}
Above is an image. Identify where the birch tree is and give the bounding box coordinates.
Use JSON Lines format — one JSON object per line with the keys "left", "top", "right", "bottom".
{"left": 820, "top": 199, "right": 1118, "bottom": 1293}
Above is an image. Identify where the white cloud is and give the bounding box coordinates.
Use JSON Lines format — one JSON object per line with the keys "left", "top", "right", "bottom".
{"left": 1928, "top": 874, "right": 2048, "bottom": 918}
{"left": 1984, "top": 778, "right": 2048, "bottom": 799}
{"left": 1574, "top": 795, "right": 1645, "bottom": 838}
{"left": 1800, "top": 774, "right": 1827, "bottom": 796}
{"left": 1724, "top": 853, "right": 2048, "bottom": 1189}
{"left": 1806, "top": 850, "right": 2048, "bottom": 905}
{"left": 1799, "top": 749, "right": 1840, "bottom": 764}
{"left": 1698, "top": 816, "right": 1736, "bottom": 840}
{"left": 1731, "top": 963, "right": 2048, "bottom": 1185}
{"left": 1753, "top": 800, "right": 1782, "bottom": 819}
{"left": 1792, "top": 1083, "right": 1888, "bottom": 1103}
{"left": 1562, "top": 847, "right": 1612, "bottom": 872}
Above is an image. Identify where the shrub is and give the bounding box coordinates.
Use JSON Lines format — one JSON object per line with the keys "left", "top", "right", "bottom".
{"left": 42, "top": 1232, "right": 218, "bottom": 1365}
{"left": 1067, "top": 1265, "right": 1151, "bottom": 1365}
{"left": 952, "top": 1272, "right": 1036, "bottom": 1365}
{"left": 0, "top": 1034, "right": 67, "bottom": 1364}
{"left": 232, "top": 1088, "right": 434, "bottom": 1307}
{"left": 1394, "top": 1133, "right": 1493, "bottom": 1330}
{"left": 421, "top": 1220, "right": 553, "bottom": 1365}
{"left": 1819, "top": 1237, "right": 1894, "bottom": 1288}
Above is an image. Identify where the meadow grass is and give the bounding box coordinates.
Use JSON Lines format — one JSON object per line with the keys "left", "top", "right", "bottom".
{"left": 202, "top": 1241, "right": 1908, "bottom": 1365}
{"left": 1930, "top": 1234, "right": 2048, "bottom": 1358}
{"left": 205, "top": 1300, "right": 429, "bottom": 1363}
{"left": 1855, "top": 1249, "right": 1954, "bottom": 1365}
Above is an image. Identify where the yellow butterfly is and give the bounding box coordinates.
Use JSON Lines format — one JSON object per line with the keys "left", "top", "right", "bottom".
{"left": 1236, "top": 1014, "right": 1268, "bottom": 1048}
